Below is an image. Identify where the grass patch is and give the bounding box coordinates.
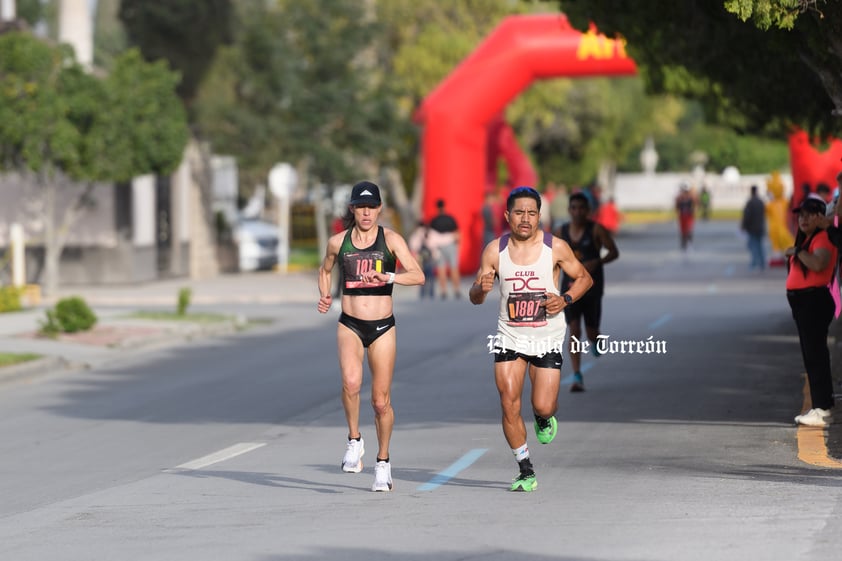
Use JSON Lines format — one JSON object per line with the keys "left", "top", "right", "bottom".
{"left": 622, "top": 210, "right": 674, "bottom": 224}
{"left": 0, "top": 353, "right": 41, "bottom": 367}
{"left": 129, "top": 312, "right": 275, "bottom": 331}
{"left": 244, "top": 318, "right": 274, "bottom": 326}
{"left": 708, "top": 209, "right": 743, "bottom": 221}
{"left": 130, "top": 311, "right": 232, "bottom": 324}
{"left": 622, "top": 208, "right": 742, "bottom": 224}
{"left": 290, "top": 246, "right": 321, "bottom": 269}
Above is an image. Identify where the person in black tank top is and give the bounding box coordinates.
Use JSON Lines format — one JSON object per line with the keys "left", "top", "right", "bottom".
{"left": 556, "top": 192, "right": 619, "bottom": 392}
{"left": 317, "top": 181, "right": 425, "bottom": 491}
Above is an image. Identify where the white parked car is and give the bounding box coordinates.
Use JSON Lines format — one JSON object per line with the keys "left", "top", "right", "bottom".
{"left": 235, "top": 220, "right": 279, "bottom": 272}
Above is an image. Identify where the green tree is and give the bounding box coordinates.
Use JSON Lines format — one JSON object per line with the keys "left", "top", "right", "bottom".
{"left": 88, "top": 49, "right": 188, "bottom": 181}
{"left": 93, "top": 0, "right": 129, "bottom": 70}
{"left": 119, "top": 0, "right": 236, "bottom": 277}
{"left": 641, "top": 99, "right": 790, "bottom": 174}
{"left": 16, "top": 0, "right": 45, "bottom": 26}
{"left": 194, "top": 0, "right": 407, "bottom": 189}
{"left": 510, "top": 77, "right": 685, "bottom": 187}
{"left": 559, "top": 0, "right": 841, "bottom": 136}
{"left": 382, "top": 0, "right": 526, "bottom": 104}
{"left": 380, "top": 0, "right": 532, "bottom": 197}
{"left": 192, "top": 0, "right": 412, "bottom": 251}
{"left": 382, "top": 1, "right": 686, "bottom": 191}
{"left": 119, "top": 0, "right": 233, "bottom": 106}
{"left": 0, "top": 32, "right": 187, "bottom": 296}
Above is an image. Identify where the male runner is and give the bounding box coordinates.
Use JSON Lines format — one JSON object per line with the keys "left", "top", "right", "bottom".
{"left": 317, "top": 181, "right": 425, "bottom": 492}
{"left": 675, "top": 183, "right": 696, "bottom": 251}
{"left": 470, "top": 186, "right": 592, "bottom": 492}
{"left": 557, "top": 192, "right": 620, "bottom": 392}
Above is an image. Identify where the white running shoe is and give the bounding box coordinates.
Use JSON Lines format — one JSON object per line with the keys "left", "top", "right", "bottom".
{"left": 371, "top": 460, "right": 393, "bottom": 492}
{"left": 341, "top": 437, "right": 364, "bottom": 473}
{"left": 794, "top": 408, "right": 832, "bottom": 427}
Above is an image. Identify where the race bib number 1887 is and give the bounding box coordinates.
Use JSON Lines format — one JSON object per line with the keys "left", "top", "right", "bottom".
{"left": 506, "top": 292, "right": 547, "bottom": 326}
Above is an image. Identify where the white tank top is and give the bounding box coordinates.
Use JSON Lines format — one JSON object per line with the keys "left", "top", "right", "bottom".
{"left": 496, "top": 231, "right": 567, "bottom": 356}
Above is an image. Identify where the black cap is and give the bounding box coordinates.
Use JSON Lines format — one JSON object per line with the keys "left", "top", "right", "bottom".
{"left": 792, "top": 193, "right": 827, "bottom": 215}
{"left": 349, "top": 181, "right": 382, "bottom": 206}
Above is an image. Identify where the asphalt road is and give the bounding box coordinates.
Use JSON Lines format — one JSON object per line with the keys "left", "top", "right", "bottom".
{"left": 1, "top": 219, "right": 841, "bottom": 561}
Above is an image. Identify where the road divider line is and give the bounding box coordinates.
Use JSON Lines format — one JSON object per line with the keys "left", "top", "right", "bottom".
{"left": 796, "top": 375, "right": 842, "bottom": 469}
{"left": 648, "top": 313, "right": 672, "bottom": 330}
{"left": 797, "top": 428, "right": 842, "bottom": 468}
{"left": 418, "top": 448, "right": 487, "bottom": 491}
{"left": 173, "top": 442, "right": 266, "bottom": 471}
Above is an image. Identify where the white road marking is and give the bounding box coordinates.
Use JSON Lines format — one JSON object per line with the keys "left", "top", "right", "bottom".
{"left": 173, "top": 442, "right": 266, "bottom": 471}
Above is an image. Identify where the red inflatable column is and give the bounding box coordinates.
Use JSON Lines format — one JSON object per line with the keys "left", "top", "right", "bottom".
{"left": 788, "top": 129, "right": 842, "bottom": 209}
{"left": 417, "top": 14, "right": 637, "bottom": 274}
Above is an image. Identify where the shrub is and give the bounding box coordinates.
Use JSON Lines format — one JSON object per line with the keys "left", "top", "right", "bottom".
{"left": 0, "top": 285, "right": 22, "bottom": 313}
{"left": 177, "top": 287, "right": 192, "bottom": 316}
{"left": 38, "top": 310, "right": 62, "bottom": 338}
{"left": 53, "top": 296, "right": 97, "bottom": 333}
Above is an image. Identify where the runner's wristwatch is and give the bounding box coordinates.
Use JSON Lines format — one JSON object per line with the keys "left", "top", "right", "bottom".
{"left": 562, "top": 293, "right": 573, "bottom": 305}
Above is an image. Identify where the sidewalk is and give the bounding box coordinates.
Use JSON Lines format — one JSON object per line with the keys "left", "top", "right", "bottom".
{"left": 0, "top": 270, "right": 323, "bottom": 383}
{"left": 50, "top": 269, "right": 321, "bottom": 306}
{"left": 0, "top": 269, "right": 433, "bottom": 383}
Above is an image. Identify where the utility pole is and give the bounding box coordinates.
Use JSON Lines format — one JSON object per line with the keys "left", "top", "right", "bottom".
{"left": 58, "top": 0, "right": 92, "bottom": 68}
{"left": 1, "top": 0, "right": 15, "bottom": 21}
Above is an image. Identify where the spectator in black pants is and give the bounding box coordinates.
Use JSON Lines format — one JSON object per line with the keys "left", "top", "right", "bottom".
{"left": 741, "top": 185, "right": 766, "bottom": 270}
{"left": 786, "top": 194, "right": 837, "bottom": 427}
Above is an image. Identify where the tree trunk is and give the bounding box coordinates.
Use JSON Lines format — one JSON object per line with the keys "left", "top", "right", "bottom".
{"left": 41, "top": 171, "right": 96, "bottom": 299}
{"left": 598, "top": 160, "right": 617, "bottom": 200}
{"left": 186, "top": 137, "right": 220, "bottom": 279}
{"left": 169, "top": 154, "right": 188, "bottom": 277}
{"left": 410, "top": 154, "right": 425, "bottom": 219}
{"left": 381, "top": 166, "right": 415, "bottom": 235}
{"left": 313, "top": 182, "right": 328, "bottom": 269}
{"left": 42, "top": 171, "right": 59, "bottom": 299}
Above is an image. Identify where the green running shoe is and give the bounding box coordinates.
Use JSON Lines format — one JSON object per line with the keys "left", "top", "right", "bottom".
{"left": 510, "top": 472, "right": 537, "bottom": 492}
{"left": 534, "top": 415, "right": 557, "bottom": 444}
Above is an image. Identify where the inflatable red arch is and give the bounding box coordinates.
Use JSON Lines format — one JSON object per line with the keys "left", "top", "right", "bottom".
{"left": 788, "top": 129, "right": 842, "bottom": 213}
{"left": 414, "top": 14, "right": 637, "bottom": 274}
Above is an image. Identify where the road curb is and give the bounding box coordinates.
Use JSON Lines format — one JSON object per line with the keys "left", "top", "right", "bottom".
{"left": 827, "top": 319, "right": 842, "bottom": 460}
{"left": 0, "top": 356, "right": 74, "bottom": 385}
{"left": 0, "top": 317, "right": 270, "bottom": 387}
{"left": 116, "top": 320, "right": 244, "bottom": 349}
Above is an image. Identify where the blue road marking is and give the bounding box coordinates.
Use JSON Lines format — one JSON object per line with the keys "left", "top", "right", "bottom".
{"left": 417, "top": 448, "right": 488, "bottom": 491}
{"left": 724, "top": 265, "right": 736, "bottom": 277}
{"left": 648, "top": 313, "right": 672, "bottom": 330}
